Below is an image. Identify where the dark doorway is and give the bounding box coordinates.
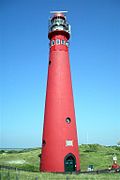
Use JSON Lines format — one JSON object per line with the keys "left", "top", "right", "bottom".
{"left": 64, "top": 153, "right": 76, "bottom": 172}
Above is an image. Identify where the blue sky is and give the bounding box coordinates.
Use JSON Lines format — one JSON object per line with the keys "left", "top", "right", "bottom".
{"left": 0, "top": 0, "right": 120, "bottom": 148}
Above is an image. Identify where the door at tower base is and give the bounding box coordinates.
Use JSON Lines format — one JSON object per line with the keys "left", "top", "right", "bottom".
{"left": 40, "top": 12, "right": 80, "bottom": 173}
{"left": 64, "top": 154, "right": 76, "bottom": 172}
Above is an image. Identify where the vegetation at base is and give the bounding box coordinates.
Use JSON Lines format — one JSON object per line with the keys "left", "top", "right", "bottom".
{"left": 0, "top": 144, "right": 120, "bottom": 172}
{"left": 0, "top": 169, "right": 120, "bottom": 180}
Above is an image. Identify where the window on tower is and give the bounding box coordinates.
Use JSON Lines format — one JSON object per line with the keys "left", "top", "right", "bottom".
{"left": 56, "top": 39, "right": 60, "bottom": 45}
{"left": 61, "top": 40, "right": 65, "bottom": 45}
{"left": 51, "top": 40, "right": 55, "bottom": 46}
{"left": 42, "top": 140, "right": 46, "bottom": 146}
{"left": 66, "top": 41, "right": 69, "bottom": 47}
{"left": 59, "top": 19, "right": 65, "bottom": 25}
{"left": 66, "top": 117, "right": 71, "bottom": 124}
{"left": 66, "top": 140, "right": 73, "bottom": 146}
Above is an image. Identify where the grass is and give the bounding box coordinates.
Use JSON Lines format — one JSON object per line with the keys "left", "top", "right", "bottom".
{"left": 0, "top": 144, "right": 120, "bottom": 179}
{"left": 1, "top": 169, "right": 120, "bottom": 180}
{"left": 79, "top": 144, "right": 120, "bottom": 170}
{"left": 0, "top": 148, "right": 41, "bottom": 171}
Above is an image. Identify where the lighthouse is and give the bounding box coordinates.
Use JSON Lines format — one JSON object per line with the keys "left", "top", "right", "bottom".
{"left": 40, "top": 11, "right": 80, "bottom": 173}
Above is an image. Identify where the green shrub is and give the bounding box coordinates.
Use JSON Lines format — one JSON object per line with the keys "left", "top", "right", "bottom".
{"left": 84, "top": 144, "right": 101, "bottom": 152}
{"left": 0, "top": 150, "right": 5, "bottom": 154}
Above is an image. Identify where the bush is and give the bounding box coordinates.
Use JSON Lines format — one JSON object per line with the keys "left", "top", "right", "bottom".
{"left": 115, "top": 146, "right": 120, "bottom": 151}
{"left": 84, "top": 144, "right": 100, "bottom": 152}
{"left": 0, "top": 150, "right": 5, "bottom": 154}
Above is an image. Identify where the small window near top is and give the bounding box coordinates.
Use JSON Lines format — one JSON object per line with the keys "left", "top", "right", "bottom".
{"left": 51, "top": 40, "right": 55, "bottom": 46}
{"left": 49, "top": 61, "right": 51, "bottom": 65}
{"left": 66, "top": 117, "right": 71, "bottom": 124}
{"left": 66, "top": 41, "right": 69, "bottom": 47}
{"left": 61, "top": 40, "right": 65, "bottom": 45}
{"left": 56, "top": 39, "right": 60, "bottom": 45}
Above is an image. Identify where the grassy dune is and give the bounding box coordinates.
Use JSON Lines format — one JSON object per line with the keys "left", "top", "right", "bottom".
{"left": 0, "top": 144, "right": 120, "bottom": 179}
{"left": 80, "top": 144, "right": 120, "bottom": 170}
{"left": 0, "top": 148, "right": 41, "bottom": 171}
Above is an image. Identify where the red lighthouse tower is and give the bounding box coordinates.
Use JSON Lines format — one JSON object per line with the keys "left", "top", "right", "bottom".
{"left": 40, "top": 11, "right": 80, "bottom": 173}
